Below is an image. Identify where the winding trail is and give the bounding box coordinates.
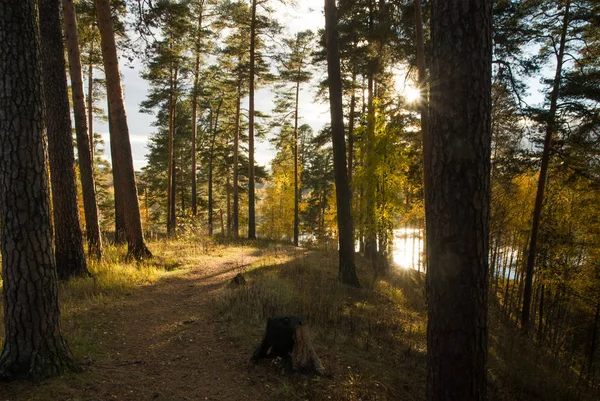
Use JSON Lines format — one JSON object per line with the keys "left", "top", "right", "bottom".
{"left": 3, "top": 246, "right": 275, "bottom": 401}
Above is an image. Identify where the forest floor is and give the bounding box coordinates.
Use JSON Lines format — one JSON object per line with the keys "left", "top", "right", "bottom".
{"left": 0, "top": 239, "right": 427, "bottom": 401}
{"left": 0, "top": 238, "right": 596, "bottom": 401}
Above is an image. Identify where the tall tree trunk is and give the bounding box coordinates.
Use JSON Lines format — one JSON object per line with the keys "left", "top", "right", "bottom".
{"left": 95, "top": 0, "right": 151, "bottom": 259}
{"left": 364, "top": 3, "right": 377, "bottom": 263}
{"left": 167, "top": 64, "right": 178, "bottom": 235}
{"left": 248, "top": 0, "right": 257, "bottom": 239}
{"left": 110, "top": 104, "right": 126, "bottom": 245}
{"left": 324, "top": 0, "right": 360, "bottom": 288}
{"left": 88, "top": 51, "right": 95, "bottom": 165}
{"left": 232, "top": 82, "right": 241, "bottom": 238}
{"left": 208, "top": 100, "right": 223, "bottom": 237}
{"left": 521, "top": 1, "right": 570, "bottom": 332}
{"left": 39, "top": 0, "right": 89, "bottom": 279}
{"left": 588, "top": 298, "right": 600, "bottom": 377}
{"left": 415, "top": 0, "right": 429, "bottom": 272}
{"left": 226, "top": 173, "right": 232, "bottom": 237}
{"left": 0, "top": 0, "right": 80, "bottom": 379}
{"left": 426, "top": 1, "right": 492, "bottom": 400}
{"left": 293, "top": 77, "right": 301, "bottom": 247}
{"left": 347, "top": 70, "right": 357, "bottom": 183}
{"left": 537, "top": 284, "right": 545, "bottom": 344}
{"left": 179, "top": 150, "right": 184, "bottom": 213}
{"left": 208, "top": 108, "right": 215, "bottom": 237}
{"left": 63, "top": 0, "right": 103, "bottom": 260}
{"left": 190, "top": 7, "right": 204, "bottom": 217}
{"left": 364, "top": 74, "right": 377, "bottom": 263}
{"left": 171, "top": 155, "right": 177, "bottom": 230}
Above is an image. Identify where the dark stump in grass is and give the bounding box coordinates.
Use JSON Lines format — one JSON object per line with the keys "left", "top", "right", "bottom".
{"left": 229, "top": 273, "right": 247, "bottom": 287}
{"left": 251, "top": 316, "right": 324, "bottom": 375}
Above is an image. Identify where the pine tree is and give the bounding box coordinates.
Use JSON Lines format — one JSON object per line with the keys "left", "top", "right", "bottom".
{"left": 425, "top": 0, "right": 492, "bottom": 399}
{"left": 274, "top": 30, "right": 315, "bottom": 246}
{"left": 39, "top": 0, "right": 89, "bottom": 279}
{"left": 95, "top": 0, "right": 151, "bottom": 259}
{"left": 63, "top": 0, "right": 104, "bottom": 260}
{"left": 0, "top": 0, "right": 80, "bottom": 380}
{"left": 325, "top": 0, "right": 360, "bottom": 287}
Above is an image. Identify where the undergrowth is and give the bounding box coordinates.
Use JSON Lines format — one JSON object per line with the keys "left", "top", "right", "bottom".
{"left": 215, "top": 245, "right": 599, "bottom": 401}
{"left": 215, "top": 247, "right": 428, "bottom": 400}
{"left": 0, "top": 238, "right": 597, "bottom": 400}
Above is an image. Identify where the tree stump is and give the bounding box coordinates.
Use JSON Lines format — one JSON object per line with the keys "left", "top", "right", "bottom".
{"left": 251, "top": 316, "right": 324, "bottom": 375}
{"left": 229, "top": 273, "right": 246, "bottom": 287}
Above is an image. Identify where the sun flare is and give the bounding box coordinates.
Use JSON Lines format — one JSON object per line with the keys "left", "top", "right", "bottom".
{"left": 403, "top": 86, "right": 422, "bottom": 103}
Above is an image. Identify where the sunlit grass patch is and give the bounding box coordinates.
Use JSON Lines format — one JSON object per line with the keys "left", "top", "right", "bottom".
{"left": 214, "top": 246, "right": 428, "bottom": 400}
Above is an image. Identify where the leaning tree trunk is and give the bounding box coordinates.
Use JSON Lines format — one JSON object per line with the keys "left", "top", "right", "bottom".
{"left": 62, "top": 0, "right": 104, "bottom": 260}
{"left": 0, "top": 0, "right": 80, "bottom": 379}
{"left": 521, "top": 1, "right": 570, "bottom": 333}
{"left": 426, "top": 1, "right": 492, "bottom": 400}
{"left": 95, "top": 0, "right": 151, "bottom": 259}
{"left": 248, "top": 0, "right": 257, "bottom": 240}
{"left": 39, "top": 0, "right": 89, "bottom": 279}
{"left": 324, "top": 0, "right": 360, "bottom": 288}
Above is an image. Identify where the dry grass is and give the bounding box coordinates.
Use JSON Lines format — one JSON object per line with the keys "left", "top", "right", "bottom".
{"left": 215, "top": 246, "right": 428, "bottom": 400}
{"left": 214, "top": 244, "right": 599, "bottom": 401}
{"left": 0, "top": 238, "right": 597, "bottom": 401}
{"left": 0, "top": 235, "right": 226, "bottom": 353}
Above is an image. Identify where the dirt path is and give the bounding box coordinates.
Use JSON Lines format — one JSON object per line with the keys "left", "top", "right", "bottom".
{"left": 3, "top": 248, "right": 277, "bottom": 401}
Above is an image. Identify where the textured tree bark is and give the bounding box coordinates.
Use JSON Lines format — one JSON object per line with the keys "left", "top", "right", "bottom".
{"left": 347, "top": 70, "right": 357, "bottom": 184}
{"left": 521, "top": 1, "right": 570, "bottom": 332}
{"left": 232, "top": 82, "right": 241, "bottom": 238}
{"left": 110, "top": 105, "right": 126, "bottom": 245}
{"left": 88, "top": 54, "right": 95, "bottom": 163}
{"left": 364, "top": 74, "right": 377, "bottom": 263}
{"left": 248, "top": 0, "right": 257, "bottom": 240}
{"left": 208, "top": 108, "right": 215, "bottom": 236}
{"left": 588, "top": 299, "right": 599, "bottom": 377}
{"left": 39, "top": 0, "right": 89, "bottom": 279}
{"left": 63, "top": 0, "right": 104, "bottom": 260}
{"left": 324, "top": 0, "right": 360, "bottom": 288}
{"left": 0, "top": 0, "right": 80, "bottom": 379}
{"left": 226, "top": 173, "right": 232, "bottom": 237}
{"left": 95, "top": 0, "right": 151, "bottom": 259}
{"left": 414, "top": 0, "right": 429, "bottom": 242}
{"left": 190, "top": 4, "right": 204, "bottom": 217}
{"left": 537, "top": 284, "right": 545, "bottom": 344}
{"left": 208, "top": 100, "right": 223, "bottom": 237}
{"left": 167, "top": 65, "right": 178, "bottom": 236}
{"left": 293, "top": 76, "right": 301, "bottom": 247}
{"left": 426, "top": 1, "right": 492, "bottom": 400}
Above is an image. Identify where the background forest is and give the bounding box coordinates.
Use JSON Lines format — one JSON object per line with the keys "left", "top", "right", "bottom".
{"left": 0, "top": 0, "right": 600, "bottom": 400}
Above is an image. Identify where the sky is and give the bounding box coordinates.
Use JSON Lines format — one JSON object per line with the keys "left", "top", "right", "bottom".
{"left": 95, "top": 1, "right": 328, "bottom": 171}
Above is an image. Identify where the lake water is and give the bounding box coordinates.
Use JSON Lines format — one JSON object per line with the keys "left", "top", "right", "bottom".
{"left": 392, "top": 228, "right": 424, "bottom": 270}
